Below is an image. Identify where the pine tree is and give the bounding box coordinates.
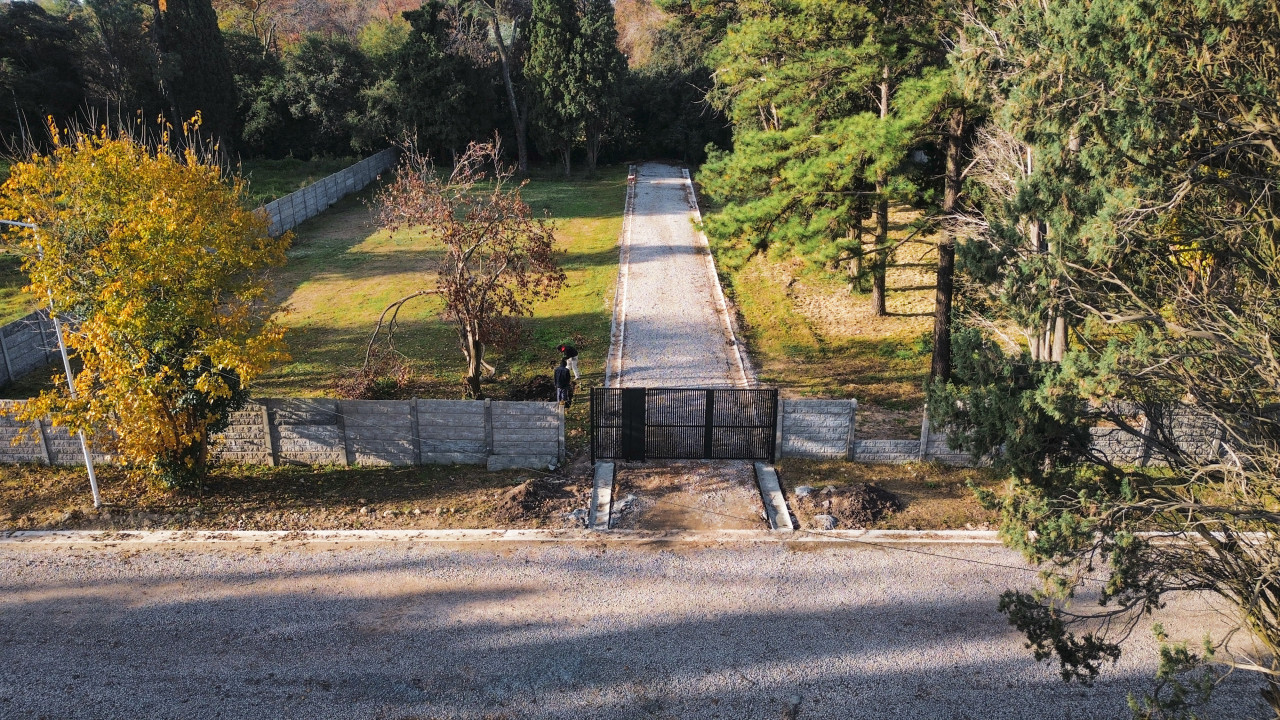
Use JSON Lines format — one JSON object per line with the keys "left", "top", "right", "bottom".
{"left": 698, "top": 0, "right": 954, "bottom": 318}
{"left": 933, "top": 0, "right": 1280, "bottom": 708}
{"left": 398, "top": 2, "right": 485, "bottom": 162}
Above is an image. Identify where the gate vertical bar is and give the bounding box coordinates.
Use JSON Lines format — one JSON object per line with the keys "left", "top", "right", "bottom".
{"left": 589, "top": 388, "right": 596, "bottom": 464}
{"left": 621, "top": 388, "right": 646, "bottom": 461}
{"left": 769, "top": 388, "right": 780, "bottom": 461}
{"left": 703, "top": 389, "right": 715, "bottom": 459}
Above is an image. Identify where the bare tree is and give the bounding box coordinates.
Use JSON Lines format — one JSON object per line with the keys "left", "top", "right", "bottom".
{"left": 365, "top": 140, "right": 565, "bottom": 398}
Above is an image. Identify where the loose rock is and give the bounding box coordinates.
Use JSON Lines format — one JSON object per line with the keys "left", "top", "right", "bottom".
{"left": 813, "top": 514, "right": 837, "bottom": 531}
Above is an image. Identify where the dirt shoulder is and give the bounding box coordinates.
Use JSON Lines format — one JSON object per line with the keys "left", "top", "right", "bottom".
{"left": 0, "top": 458, "right": 597, "bottom": 533}
{"left": 775, "top": 459, "right": 1000, "bottom": 531}
{"left": 610, "top": 461, "right": 768, "bottom": 531}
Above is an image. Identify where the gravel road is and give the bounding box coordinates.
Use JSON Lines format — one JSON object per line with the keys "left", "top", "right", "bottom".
{"left": 0, "top": 539, "right": 1262, "bottom": 719}
{"left": 615, "top": 163, "right": 745, "bottom": 388}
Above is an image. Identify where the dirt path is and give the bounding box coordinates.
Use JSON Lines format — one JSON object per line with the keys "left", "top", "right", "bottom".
{"left": 610, "top": 163, "right": 748, "bottom": 388}
{"left": 611, "top": 461, "right": 767, "bottom": 531}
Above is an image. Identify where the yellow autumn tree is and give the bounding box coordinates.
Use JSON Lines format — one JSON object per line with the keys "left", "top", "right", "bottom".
{"left": 0, "top": 126, "right": 289, "bottom": 488}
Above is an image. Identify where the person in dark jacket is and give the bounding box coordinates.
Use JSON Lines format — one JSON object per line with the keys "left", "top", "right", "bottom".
{"left": 557, "top": 343, "right": 579, "bottom": 379}
{"left": 554, "top": 359, "right": 573, "bottom": 405}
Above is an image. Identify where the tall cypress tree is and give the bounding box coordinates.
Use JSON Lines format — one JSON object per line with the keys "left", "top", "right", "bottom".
{"left": 575, "top": 0, "right": 627, "bottom": 174}
{"left": 527, "top": 0, "right": 582, "bottom": 176}
{"left": 149, "top": 0, "right": 238, "bottom": 144}
{"left": 398, "top": 2, "right": 484, "bottom": 162}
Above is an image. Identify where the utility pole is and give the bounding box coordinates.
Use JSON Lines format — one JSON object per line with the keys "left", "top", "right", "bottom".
{"left": 0, "top": 219, "right": 101, "bottom": 508}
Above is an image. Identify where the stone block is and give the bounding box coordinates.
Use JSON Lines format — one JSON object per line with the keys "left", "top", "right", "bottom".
{"left": 421, "top": 452, "right": 486, "bottom": 465}
{"left": 487, "top": 454, "right": 557, "bottom": 471}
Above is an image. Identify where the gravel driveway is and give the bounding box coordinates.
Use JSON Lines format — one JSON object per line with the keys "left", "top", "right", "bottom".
{"left": 0, "top": 539, "right": 1262, "bottom": 719}
{"left": 614, "top": 163, "right": 746, "bottom": 388}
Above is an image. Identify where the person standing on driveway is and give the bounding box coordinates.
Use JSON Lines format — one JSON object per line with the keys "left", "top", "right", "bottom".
{"left": 557, "top": 343, "right": 580, "bottom": 380}
{"left": 554, "top": 359, "right": 573, "bottom": 405}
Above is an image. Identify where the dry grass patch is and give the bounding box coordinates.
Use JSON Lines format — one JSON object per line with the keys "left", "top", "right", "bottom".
{"left": 257, "top": 166, "right": 626, "bottom": 402}
{"left": 714, "top": 207, "right": 938, "bottom": 439}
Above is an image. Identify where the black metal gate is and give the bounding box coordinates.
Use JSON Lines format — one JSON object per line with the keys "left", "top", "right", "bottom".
{"left": 590, "top": 387, "right": 778, "bottom": 462}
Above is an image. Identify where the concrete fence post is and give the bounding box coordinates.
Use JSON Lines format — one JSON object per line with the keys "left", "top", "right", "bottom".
{"left": 336, "top": 400, "right": 352, "bottom": 466}
{"left": 484, "top": 398, "right": 494, "bottom": 460}
{"left": 919, "top": 404, "right": 931, "bottom": 461}
{"left": 266, "top": 399, "right": 281, "bottom": 464}
{"left": 261, "top": 404, "right": 276, "bottom": 467}
{"left": 35, "top": 419, "right": 52, "bottom": 465}
{"left": 1137, "top": 412, "right": 1154, "bottom": 468}
{"left": 410, "top": 398, "right": 422, "bottom": 465}
{"left": 36, "top": 311, "right": 52, "bottom": 365}
{"left": 0, "top": 328, "right": 13, "bottom": 385}
{"left": 775, "top": 397, "right": 786, "bottom": 460}
{"left": 557, "top": 403, "right": 566, "bottom": 464}
{"left": 846, "top": 399, "right": 858, "bottom": 461}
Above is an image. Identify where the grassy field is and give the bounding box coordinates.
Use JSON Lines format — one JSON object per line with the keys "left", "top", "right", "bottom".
{"left": 0, "top": 156, "right": 371, "bottom": 331}
{"left": 709, "top": 208, "right": 938, "bottom": 439}
{"left": 237, "top": 156, "right": 360, "bottom": 205}
{"left": 257, "top": 164, "right": 624, "bottom": 403}
{"left": 0, "top": 250, "right": 33, "bottom": 324}
{"left": 0, "top": 158, "right": 36, "bottom": 324}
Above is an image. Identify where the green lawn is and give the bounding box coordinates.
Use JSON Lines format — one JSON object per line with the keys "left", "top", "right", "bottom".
{"left": 0, "top": 159, "right": 36, "bottom": 324}
{"left": 0, "top": 250, "right": 33, "bottom": 325}
{"left": 0, "top": 156, "right": 368, "bottom": 329}
{"left": 237, "top": 156, "right": 360, "bottom": 205}
{"left": 256, "top": 164, "right": 625, "bottom": 406}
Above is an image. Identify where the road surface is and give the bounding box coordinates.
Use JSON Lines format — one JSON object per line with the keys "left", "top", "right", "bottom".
{"left": 0, "top": 538, "right": 1261, "bottom": 719}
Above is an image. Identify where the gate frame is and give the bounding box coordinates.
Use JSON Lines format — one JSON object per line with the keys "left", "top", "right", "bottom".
{"left": 590, "top": 387, "right": 779, "bottom": 464}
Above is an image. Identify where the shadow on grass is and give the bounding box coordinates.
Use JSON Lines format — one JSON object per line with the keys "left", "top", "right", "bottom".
{"left": 258, "top": 310, "right": 611, "bottom": 399}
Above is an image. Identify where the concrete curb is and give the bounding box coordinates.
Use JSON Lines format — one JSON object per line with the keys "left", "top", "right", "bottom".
{"left": 753, "top": 462, "right": 794, "bottom": 531}
{"left": 588, "top": 462, "right": 615, "bottom": 530}
{"left": 0, "top": 528, "right": 1002, "bottom": 545}
{"left": 605, "top": 166, "right": 637, "bottom": 388}
{"left": 680, "top": 167, "right": 753, "bottom": 389}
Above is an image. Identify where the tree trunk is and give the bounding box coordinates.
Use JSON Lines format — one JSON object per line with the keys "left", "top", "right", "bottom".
{"left": 490, "top": 13, "right": 529, "bottom": 174}
{"left": 872, "top": 177, "right": 889, "bottom": 316}
{"left": 465, "top": 328, "right": 485, "bottom": 399}
{"left": 585, "top": 128, "right": 600, "bottom": 176}
{"left": 562, "top": 145, "right": 572, "bottom": 177}
{"left": 931, "top": 107, "right": 964, "bottom": 382}
{"left": 1051, "top": 314, "right": 1066, "bottom": 362}
{"left": 871, "top": 68, "right": 890, "bottom": 317}
{"left": 147, "top": 0, "right": 181, "bottom": 129}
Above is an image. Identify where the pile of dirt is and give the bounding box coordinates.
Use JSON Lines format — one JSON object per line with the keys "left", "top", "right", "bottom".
{"left": 508, "top": 375, "right": 555, "bottom": 401}
{"left": 491, "top": 477, "right": 577, "bottom": 523}
{"left": 792, "top": 483, "right": 901, "bottom": 529}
